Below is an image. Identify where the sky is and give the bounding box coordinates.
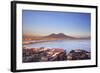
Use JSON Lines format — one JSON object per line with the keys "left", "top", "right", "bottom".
{"left": 22, "top": 10, "right": 91, "bottom": 37}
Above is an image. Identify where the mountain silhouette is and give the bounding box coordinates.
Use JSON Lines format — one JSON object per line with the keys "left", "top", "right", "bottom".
{"left": 44, "top": 33, "right": 76, "bottom": 39}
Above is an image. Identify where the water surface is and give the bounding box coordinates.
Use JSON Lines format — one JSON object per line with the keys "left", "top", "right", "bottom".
{"left": 23, "top": 40, "right": 91, "bottom": 53}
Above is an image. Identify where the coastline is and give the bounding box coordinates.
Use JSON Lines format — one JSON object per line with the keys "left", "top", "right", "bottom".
{"left": 23, "top": 47, "right": 91, "bottom": 63}
{"left": 23, "top": 39, "right": 90, "bottom": 45}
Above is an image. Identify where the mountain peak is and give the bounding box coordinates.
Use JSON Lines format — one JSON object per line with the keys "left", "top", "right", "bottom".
{"left": 44, "top": 33, "right": 75, "bottom": 39}
{"left": 57, "top": 33, "right": 66, "bottom": 35}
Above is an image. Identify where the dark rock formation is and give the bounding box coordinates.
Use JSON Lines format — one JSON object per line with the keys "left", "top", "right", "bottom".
{"left": 22, "top": 47, "right": 91, "bottom": 63}
{"left": 67, "top": 49, "right": 91, "bottom": 60}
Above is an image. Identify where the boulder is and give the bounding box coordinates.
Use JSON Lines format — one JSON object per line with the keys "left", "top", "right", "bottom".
{"left": 67, "top": 49, "right": 91, "bottom": 60}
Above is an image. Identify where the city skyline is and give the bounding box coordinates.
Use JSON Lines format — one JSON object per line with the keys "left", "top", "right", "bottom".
{"left": 22, "top": 10, "right": 91, "bottom": 37}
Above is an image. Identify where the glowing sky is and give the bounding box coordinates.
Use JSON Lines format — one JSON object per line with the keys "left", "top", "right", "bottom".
{"left": 22, "top": 10, "right": 91, "bottom": 37}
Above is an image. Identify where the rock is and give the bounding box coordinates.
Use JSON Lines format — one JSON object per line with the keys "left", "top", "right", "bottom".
{"left": 41, "top": 56, "right": 48, "bottom": 61}
{"left": 22, "top": 47, "right": 91, "bottom": 62}
{"left": 67, "top": 49, "right": 91, "bottom": 60}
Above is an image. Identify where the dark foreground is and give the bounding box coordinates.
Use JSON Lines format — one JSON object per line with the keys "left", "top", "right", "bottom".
{"left": 23, "top": 47, "right": 91, "bottom": 63}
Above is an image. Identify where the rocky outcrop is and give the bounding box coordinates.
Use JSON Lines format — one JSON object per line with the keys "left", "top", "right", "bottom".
{"left": 22, "top": 47, "right": 91, "bottom": 63}
{"left": 67, "top": 49, "right": 91, "bottom": 60}
{"left": 23, "top": 47, "right": 67, "bottom": 62}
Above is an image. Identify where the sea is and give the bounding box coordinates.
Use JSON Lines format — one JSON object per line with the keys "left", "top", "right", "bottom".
{"left": 23, "top": 39, "right": 91, "bottom": 53}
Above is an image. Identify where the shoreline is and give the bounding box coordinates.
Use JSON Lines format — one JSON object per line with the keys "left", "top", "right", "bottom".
{"left": 23, "top": 39, "right": 90, "bottom": 45}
